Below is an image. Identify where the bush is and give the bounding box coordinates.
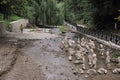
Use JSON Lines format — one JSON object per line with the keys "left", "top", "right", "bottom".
{"left": 112, "top": 51, "right": 120, "bottom": 58}
{"left": 59, "top": 26, "right": 67, "bottom": 33}
{"left": 0, "top": 14, "right": 3, "bottom": 20}
{"left": 4, "top": 20, "right": 11, "bottom": 31}
{"left": 9, "top": 15, "right": 22, "bottom": 21}
{"left": 3, "top": 15, "right": 22, "bottom": 31}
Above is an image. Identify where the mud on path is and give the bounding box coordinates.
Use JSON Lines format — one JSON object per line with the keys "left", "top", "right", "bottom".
{"left": 0, "top": 30, "right": 85, "bottom": 80}
{"left": 20, "top": 37, "right": 85, "bottom": 80}
{"left": 0, "top": 38, "right": 44, "bottom": 80}
{"left": 1, "top": 29, "right": 120, "bottom": 80}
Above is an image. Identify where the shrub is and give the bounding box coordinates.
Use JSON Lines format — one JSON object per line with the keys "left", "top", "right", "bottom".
{"left": 59, "top": 26, "right": 67, "bottom": 33}
{"left": 112, "top": 51, "right": 120, "bottom": 58}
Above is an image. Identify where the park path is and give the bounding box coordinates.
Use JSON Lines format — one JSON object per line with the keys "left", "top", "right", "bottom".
{"left": 6, "top": 29, "right": 58, "bottom": 40}
{"left": 18, "top": 30, "right": 85, "bottom": 80}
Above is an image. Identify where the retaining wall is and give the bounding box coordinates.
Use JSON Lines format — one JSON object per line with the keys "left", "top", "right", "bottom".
{"left": 10, "top": 19, "right": 29, "bottom": 33}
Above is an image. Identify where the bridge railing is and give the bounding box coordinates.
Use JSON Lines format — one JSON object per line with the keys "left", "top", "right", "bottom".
{"left": 64, "top": 20, "right": 120, "bottom": 46}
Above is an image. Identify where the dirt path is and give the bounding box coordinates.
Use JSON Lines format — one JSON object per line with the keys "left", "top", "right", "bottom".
{"left": 5, "top": 28, "right": 85, "bottom": 80}
{"left": 1, "top": 29, "right": 120, "bottom": 80}
{"left": 0, "top": 40, "right": 44, "bottom": 80}
{"left": 20, "top": 37, "right": 85, "bottom": 80}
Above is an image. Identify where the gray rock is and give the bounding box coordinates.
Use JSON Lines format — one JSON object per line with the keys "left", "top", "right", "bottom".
{"left": 87, "top": 69, "right": 97, "bottom": 75}
{"left": 97, "top": 68, "right": 107, "bottom": 74}
{"left": 73, "top": 60, "right": 83, "bottom": 64}
{"left": 112, "top": 68, "right": 120, "bottom": 74}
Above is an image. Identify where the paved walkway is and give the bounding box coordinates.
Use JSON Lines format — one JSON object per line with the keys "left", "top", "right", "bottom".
{"left": 6, "top": 29, "right": 59, "bottom": 40}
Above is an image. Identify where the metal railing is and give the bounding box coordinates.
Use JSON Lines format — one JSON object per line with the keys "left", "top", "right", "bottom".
{"left": 64, "top": 19, "right": 120, "bottom": 45}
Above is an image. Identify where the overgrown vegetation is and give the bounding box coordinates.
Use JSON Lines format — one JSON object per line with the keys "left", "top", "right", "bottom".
{"left": 65, "top": 0, "right": 120, "bottom": 30}
{"left": 90, "top": 0, "right": 120, "bottom": 30}
{"left": 112, "top": 51, "right": 120, "bottom": 58}
{"left": 64, "top": 0, "right": 95, "bottom": 28}
{"left": 59, "top": 26, "right": 67, "bottom": 33}
{"left": 0, "top": 14, "right": 22, "bottom": 31}
{"left": 0, "top": 0, "right": 65, "bottom": 27}
{"left": 0, "top": 0, "right": 120, "bottom": 31}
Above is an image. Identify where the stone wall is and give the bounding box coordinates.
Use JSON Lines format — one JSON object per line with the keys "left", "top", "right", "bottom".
{"left": 10, "top": 19, "right": 29, "bottom": 33}
{"left": 0, "top": 21, "right": 6, "bottom": 37}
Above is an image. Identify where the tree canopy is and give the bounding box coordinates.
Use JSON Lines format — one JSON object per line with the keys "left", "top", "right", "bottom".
{"left": 0, "top": 0, "right": 120, "bottom": 30}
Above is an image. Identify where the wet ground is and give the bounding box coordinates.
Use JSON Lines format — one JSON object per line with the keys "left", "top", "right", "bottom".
{"left": 1, "top": 28, "right": 120, "bottom": 80}
{"left": 20, "top": 36, "right": 85, "bottom": 80}
{"left": 0, "top": 39, "right": 44, "bottom": 80}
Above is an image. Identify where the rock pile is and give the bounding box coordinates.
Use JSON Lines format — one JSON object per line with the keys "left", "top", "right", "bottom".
{"left": 61, "top": 36, "right": 120, "bottom": 77}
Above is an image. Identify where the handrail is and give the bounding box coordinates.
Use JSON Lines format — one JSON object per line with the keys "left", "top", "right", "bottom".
{"left": 64, "top": 20, "right": 120, "bottom": 46}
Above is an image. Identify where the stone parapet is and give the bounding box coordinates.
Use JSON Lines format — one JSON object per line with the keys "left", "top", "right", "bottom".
{"left": 10, "top": 19, "right": 29, "bottom": 33}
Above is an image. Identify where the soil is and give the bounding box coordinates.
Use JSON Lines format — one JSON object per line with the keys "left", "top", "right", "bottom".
{"left": 0, "top": 38, "right": 44, "bottom": 80}
{"left": 0, "top": 29, "right": 120, "bottom": 80}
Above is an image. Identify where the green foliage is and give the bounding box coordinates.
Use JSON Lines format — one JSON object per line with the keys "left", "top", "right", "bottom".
{"left": 90, "top": 0, "right": 120, "bottom": 30}
{"left": 29, "top": 29, "right": 35, "bottom": 32}
{"left": 59, "top": 26, "right": 67, "bottom": 33}
{"left": 64, "top": 0, "right": 120, "bottom": 30}
{"left": 4, "top": 20, "right": 11, "bottom": 31}
{"left": 0, "top": 0, "right": 65, "bottom": 26}
{"left": 64, "top": 0, "right": 95, "bottom": 28}
{"left": 34, "top": 0, "right": 64, "bottom": 26}
{"left": 112, "top": 51, "right": 120, "bottom": 58}
{"left": 0, "top": 14, "right": 3, "bottom": 20}
{"left": 9, "top": 15, "right": 22, "bottom": 21}
{"left": 1, "top": 0, "right": 120, "bottom": 30}
{"left": 3, "top": 15, "right": 22, "bottom": 31}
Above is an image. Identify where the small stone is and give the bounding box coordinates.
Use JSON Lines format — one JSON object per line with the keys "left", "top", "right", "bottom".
{"left": 68, "top": 56, "right": 72, "bottom": 61}
{"left": 73, "top": 71, "right": 78, "bottom": 75}
{"left": 73, "top": 60, "right": 83, "bottom": 64}
{"left": 112, "top": 68, "right": 120, "bottom": 74}
{"left": 118, "top": 57, "right": 120, "bottom": 62}
{"left": 85, "top": 75, "right": 88, "bottom": 78}
{"left": 111, "top": 58, "right": 118, "bottom": 63}
{"left": 107, "top": 63, "right": 112, "bottom": 70}
{"left": 117, "top": 64, "right": 120, "bottom": 68}
{"left": 97, "top": 68, "right": 107, "bottom": 74}
{"left": 87, "top": 69, "right": 97, "bottom": 75}
{"left": 82, "top": 64, "right": 86, "bottom": 70}
{"left": 79, "top": 68, "right": 84, "bottom": 74}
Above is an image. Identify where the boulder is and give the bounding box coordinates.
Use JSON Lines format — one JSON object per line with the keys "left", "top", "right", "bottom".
{"left": 97, "top": 68, "right": 107, "bottom": 74}
{"left": 112, "top": 68, "right": 120, "bottom": 74}
{"left": 79, "top": 68, "right": 84, "bottom": 74}
{"left": 73, "top": 60, "right": 83, "bottom": 64}
{"left": 87, "top": 69, "right": 97, "bottom": 75}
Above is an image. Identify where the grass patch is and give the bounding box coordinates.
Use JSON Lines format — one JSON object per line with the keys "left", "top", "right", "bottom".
{"left": 9, "top": 15, "right": 22, "bottom": 21}
{"left": 59, "top": 26, "right": 67, "bottom": 33}
{"left": 112, "top": 51, "right": 120, "bottom": 58}
{"left": 29, "top": 29, "right": 35, "bottom": 32}
{"left": 0, "top": 14, "right": 22, "bottom": 31}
